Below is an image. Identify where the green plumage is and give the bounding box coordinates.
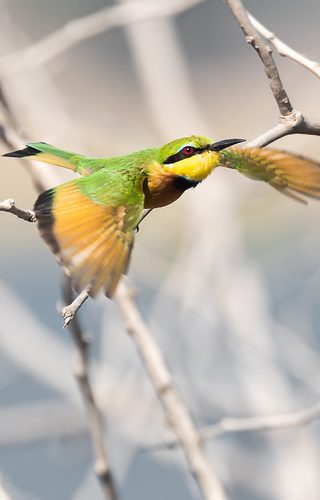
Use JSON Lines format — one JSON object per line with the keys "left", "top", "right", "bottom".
{"left": 4, "top": 135, "right": 320, "bottom": 298}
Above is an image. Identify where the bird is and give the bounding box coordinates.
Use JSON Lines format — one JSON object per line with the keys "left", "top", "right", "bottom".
{"left": 4, "top": 136, "right": 320, "bottom": 298}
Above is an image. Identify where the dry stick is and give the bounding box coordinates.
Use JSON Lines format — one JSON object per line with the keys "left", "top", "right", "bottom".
{"left": 248, "top": 13, "right": 320, "bottom": 80}
{"left": 246, "top": 118, "right": 320, "bottom": 149}
{"left": 0, "top": 96, "right": 119, "bottom": 500}
{"left": 147, "top": 401, "right": 320, "bottom": 451}
{"left": 62, "top": 287, "right": 90, "bottom": 328}
{"left": 62, "top": 279, "right": 118, "bottom": 500}
{"left": 0, "top": 0, "right": 206, "bottom": 79}
{"left": 115, "top": 283, "right": 227, "bottom": 500}
{"left": 201, "top": 402, "right": 320, "bottom": 440}
{"left": 0, "top": 199, "right": 36, "bottom": 222}
{"left": 224, "top": 0, "right": 293, "bottom": 117}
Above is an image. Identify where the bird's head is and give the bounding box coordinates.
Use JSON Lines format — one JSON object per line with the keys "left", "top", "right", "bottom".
{"left": 156, "top": 135, "right": 245, "bottom": 182}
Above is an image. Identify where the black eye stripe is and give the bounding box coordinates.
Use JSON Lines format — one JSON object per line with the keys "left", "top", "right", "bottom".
{"left": 164, "top": 146, "right": 208, "bottom": 165}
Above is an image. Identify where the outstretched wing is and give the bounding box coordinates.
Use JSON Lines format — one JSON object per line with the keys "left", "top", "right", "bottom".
{"left": 34, "top": 174, "right": 144, "bottom": 297}
{"left": 220, "top": 147, "right": 320, "bottom": 203}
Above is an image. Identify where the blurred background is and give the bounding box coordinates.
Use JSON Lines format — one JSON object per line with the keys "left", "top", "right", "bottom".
{"left": 1, "top": 0, "right": 320, "bottom": 498}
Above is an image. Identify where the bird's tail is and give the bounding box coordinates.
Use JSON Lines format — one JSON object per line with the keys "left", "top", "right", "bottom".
{"left": 3, "top": 142, "right": 83, "bottom": 172}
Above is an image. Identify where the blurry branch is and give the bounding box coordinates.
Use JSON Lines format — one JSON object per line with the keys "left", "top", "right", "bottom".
{"left": 62, "top": 279, "right": 118, "bottom": 500}
{"left": 0, "top": 91, "right": 118, "bottom": 500}
{"left": 248, "top": 13, "right": 320, "bottom": 79}
{"left": 224, "top": 0, "right": 293, "bottom": 116}
{"left": 115, "top": 282, "right": 226, "bottom": 500}
{"left": 0, "top": 0, "right": 206, "bottom": 79}
{"left": 0, "top": 199, "right": 36, "bottom": 222}
{"left": 202, "top": 402, "right": 320, "bottom": 439}
{"left": 149, "top": 401, "right": 320, "bottom": 451}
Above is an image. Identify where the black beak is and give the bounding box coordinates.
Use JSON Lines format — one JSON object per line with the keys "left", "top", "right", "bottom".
{"left": 210, "top": 138, "right": 246, "bottom": 152}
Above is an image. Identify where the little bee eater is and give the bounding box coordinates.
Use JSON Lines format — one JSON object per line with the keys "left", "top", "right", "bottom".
{"left": 4, "top": 136, "right": 320, "bottom": 297}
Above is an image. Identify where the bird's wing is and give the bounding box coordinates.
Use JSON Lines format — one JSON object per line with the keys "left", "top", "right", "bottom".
{"left": 34, "top": 170, "right": 144, "bottom": 297}
{"left": 220, "top": 147, "right": 320, "bottom": 203}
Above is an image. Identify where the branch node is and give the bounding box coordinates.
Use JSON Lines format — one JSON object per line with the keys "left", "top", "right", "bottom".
{"left": 279, "top": 108, "right": 303, "bottom": 128}
{"left": 61, "top": 287, "right": 90, "bottom": 327}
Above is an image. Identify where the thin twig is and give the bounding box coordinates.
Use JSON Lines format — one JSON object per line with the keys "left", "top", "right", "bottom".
{"left": 146, "top": 401, "right": 320, "bottom": 451}
{"left": 224, "top": 0, "right": 293, "bottom": 116}
{"left": 62, "top": 287, "right": 90, "bottom": 327}
{"left": 115, "top": 282, "right": 227, "bottom": 500}
{"left": 0, "top": 199, "right": 36, "bottom": 222}
{"left": 202, "top": 402, "right": 320, "bottom": 439}
{"left": 246, "top": 114, "right": 320, "bottom": 148}
{"left": 0, "top": 0, "right": 205, "bottom": 79}
{"left": 248, "top": 13, "right": 320, "bottom": 79}
{"left": 62, "top": 279, "right": 118, "bottom": 500}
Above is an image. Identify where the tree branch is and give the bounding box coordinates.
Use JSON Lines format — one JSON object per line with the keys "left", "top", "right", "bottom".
{"left": 202, "top": 401, "right": 320, "bottom": 439}
{"left": 248, "top": 13, "right": 320, "bottom": 79}
{"left": 147, "top": 401, "right": 320, "bottom": 451}
{"left": 115, "top": 282, "right": 227, "bottom": 500}
{"left": 62, "top": 286, "right": 90, "bottom": 328}
{"left": 62, "top": 279, "right": 118, "bottom": 500}
{"left": 246, "top": 113, "right": 320, "bottom": 148}
{"left": 224, "top": 0, "right": 293, "bottom": 116}
{"left": 0, "top": 199, "right": 36, "bottom": 222}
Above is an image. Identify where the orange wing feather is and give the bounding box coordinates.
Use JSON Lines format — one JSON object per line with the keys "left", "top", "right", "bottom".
{"left": 34, "top": 182, "right": 135, "bottom": 297}
{"left": 224, "top": 148, "right": 320, "bottom": 203}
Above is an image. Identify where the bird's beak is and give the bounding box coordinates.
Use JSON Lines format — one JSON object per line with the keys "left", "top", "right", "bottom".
{"left": 209, "top": 138, "right": 246, "bottom": 151}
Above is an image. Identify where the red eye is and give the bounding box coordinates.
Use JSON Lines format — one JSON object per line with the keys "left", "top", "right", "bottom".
{"left": 182, "top": 146, "right": 194, "bottom": 156}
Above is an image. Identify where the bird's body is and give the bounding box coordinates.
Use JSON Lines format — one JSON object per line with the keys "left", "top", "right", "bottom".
{"left": 4, "top": 135, "right": 320, "bottom": 297}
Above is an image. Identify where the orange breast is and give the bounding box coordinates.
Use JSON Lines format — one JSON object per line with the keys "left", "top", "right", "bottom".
{"left": 143, "top": 164, "right": 199, "bottom": 209}
{"left": 143, "top": 175, "right": 183, "bottom": 208}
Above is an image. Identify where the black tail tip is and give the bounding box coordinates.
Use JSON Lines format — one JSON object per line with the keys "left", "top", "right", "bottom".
{"left": 3, "top": 145, "right": 40, "bottom": 158}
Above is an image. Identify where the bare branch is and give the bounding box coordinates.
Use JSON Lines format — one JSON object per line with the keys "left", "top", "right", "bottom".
{"left": 248, "top": 13, "right": 320, "bottom": 79}
{"left": 247, "top": 113, "right": 320, "bottom": 148}
{"left": 147, "top": 401, "right": 320, "bottom": 451}
{"left": 62, "top": 286, "right": 90, "bottom": 328}
{"left": 0, "top": 0, "right": 205, "bottom": 79}
{"left": 62, "top": 279, "right": 118, "bottom": 500}
{"left": 202, "top": 402, "right": 320, "bottom": 440}
{"left": 0, "top": 198, "right": 36, "bottom": 222}
{"left": 224, "top": 0, "right": 293, "bottom": 116}
{"left": 115, "top": 282, "right": 227, "bottom": 500}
